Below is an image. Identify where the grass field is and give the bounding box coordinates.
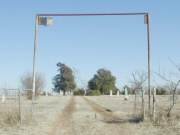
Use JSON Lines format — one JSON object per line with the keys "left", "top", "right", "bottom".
{"left": 0, "top": 95, "right": 180, "bottom": 135}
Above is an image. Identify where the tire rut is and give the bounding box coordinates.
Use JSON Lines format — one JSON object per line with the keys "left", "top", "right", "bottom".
{"left": 82, "top": 97, "right": 135, "bottom": 135}
{"left": 82, "top": 97, "right": 121, "bottom": 122}
{"left": 49, "top": 96, "right": 76, "bottom": 135}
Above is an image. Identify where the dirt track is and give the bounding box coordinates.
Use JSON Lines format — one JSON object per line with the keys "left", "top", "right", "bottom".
{"left": 48, "top": 96, "right": 180, "bottom": 135}
{"left": 49, "top": 97, "right": 76, "bottom": 135}
{"left": 49, "top": 96, "right": 133, "bottom": 135}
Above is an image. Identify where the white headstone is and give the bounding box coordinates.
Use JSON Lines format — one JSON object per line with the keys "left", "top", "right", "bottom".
{"left": 110, "top": 90, "right": 112, "bottom": 96}
{"left": 153, "top": 87, "right": 157, "bottom": 95}
{"left": 46, "top": 91, "right": 48, "bottom": 96}
{"left": 117, "top": 91, "right": 120, "bottom": 96}
{"left": 124, "top": 87, "right": 129, "bottom": 100}
{"left": 2, "top": 94, "right": 5, "bottom": 103}
{"left": 59, "top": 90, "right": 61, "bottom": 95}
{"left": 67, "top": 91, "right": 70, "bottom": 95}
{"left": 59, "top": 90, "right": 63, "bottom": 96}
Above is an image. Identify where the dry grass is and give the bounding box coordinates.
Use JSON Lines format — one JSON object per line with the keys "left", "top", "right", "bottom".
{"left": 86, "top": 95, "right": 180, "bottom": 134}
{"left": 0, "top": 108, "right": 20, "bottom": 126}
{"left": 0, "top": 95, "right": 179, "bottom": 135}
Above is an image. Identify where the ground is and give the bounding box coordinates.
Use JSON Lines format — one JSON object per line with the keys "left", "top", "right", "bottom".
{"left": 0, "top": 95, "right": 180, "bottom": 135}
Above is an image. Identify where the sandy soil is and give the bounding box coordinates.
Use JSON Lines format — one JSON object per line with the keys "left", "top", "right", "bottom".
{"left": 0, "top": 95, "right": 180, "bottom": 135}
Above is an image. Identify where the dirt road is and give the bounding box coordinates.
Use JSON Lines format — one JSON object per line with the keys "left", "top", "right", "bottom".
{"left": 49, "top": 96, "right": 133, "bottom": 135}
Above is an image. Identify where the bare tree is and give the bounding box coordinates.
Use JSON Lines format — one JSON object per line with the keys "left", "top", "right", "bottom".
{"left": 130, "top": 71, "right": 147, "bottom": 120}
{"left": 154, "top": 58, "right": 180, "bottom": 117}
{"left": 154, "top": 71, "right": 180, "bottom": 117}
{"left": 131, "top": 71, "right": 147, "bottom": 90}
{"left": 21, "top": 72, "right": 45, "bottom": 99}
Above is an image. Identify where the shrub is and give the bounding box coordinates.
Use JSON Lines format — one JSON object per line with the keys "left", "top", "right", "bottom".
{"left": 26, "top": 89, "right": 41, "bottom": 100}
{"left": 156, "top": 87, "right": 167, "bottom": 95}
{"left": 73, "top": 89, "right": 85, "bottom": 96}
{"left": 87, "top": 90, "right": 101, "bottom": 96}
{"left": 26, "top": 90, "right": 33, "bottom": 100}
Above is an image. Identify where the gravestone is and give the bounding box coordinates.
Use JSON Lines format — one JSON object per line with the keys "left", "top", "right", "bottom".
{"left": 124, "top": 87, "right": 129, "bottom": 100}
{"left": 46, "top": 90, "right": 48, "bottom": 96}
{"left": 110, "top": 90, "right": 112, "bottom": 96}
{"left": 59, "top": 90, "right": 64, "bottom": 96}
{"left": 117, "top": 90, "right": 120, "bottom": 96}
{"left": 1, "top": 94, "right": 5, "bottom": 103}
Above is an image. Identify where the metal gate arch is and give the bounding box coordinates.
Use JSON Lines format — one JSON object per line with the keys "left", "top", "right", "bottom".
{"left": 32, "top": 12, "right": 152, "bottom": 113}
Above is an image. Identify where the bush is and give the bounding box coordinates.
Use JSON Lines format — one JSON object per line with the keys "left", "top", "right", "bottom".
{"left": 73, "top": 89, "right": 85, "bottom": 96}
{"left": 26, "top": 89, "right": 40, "bottom": 100}
{"left": 156, "top": 87, "right": 167, "bottom": 95}
{"left": 26, "top": 90, "right": 33, "bottom": 100}
{"left": 87, "top": 90, "right": 101, "bottom": 96}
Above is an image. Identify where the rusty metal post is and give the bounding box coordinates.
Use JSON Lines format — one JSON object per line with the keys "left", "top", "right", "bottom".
{"left": 32, "top": 16, "right": 39, "bottom": 114}
{"left": 145, "top": 14, "right": 151, "bottom": 115}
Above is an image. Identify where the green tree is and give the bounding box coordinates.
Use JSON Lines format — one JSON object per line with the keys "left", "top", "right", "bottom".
{"left": 53, "top": 62, "right": 76, "bottom": 95}
{"left": 88, "top": 68, "right": 116, "bottom": 94}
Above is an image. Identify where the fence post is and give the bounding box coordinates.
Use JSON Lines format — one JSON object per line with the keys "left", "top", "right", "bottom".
{"left": 141, "top": 89, "right": 145, "bottom": 120}
{"left": 18, "top": 89, "right": 22, "bottom": 124}
{"left": 134, "top": 91, "right": 137, "bottom": 115}
{"left": 153, "top": 87, "right": 156, "bottom": 122}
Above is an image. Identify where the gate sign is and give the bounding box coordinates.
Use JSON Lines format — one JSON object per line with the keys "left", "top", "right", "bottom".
{"left": 38, "top": 17, "right": 53, "bottom": 26}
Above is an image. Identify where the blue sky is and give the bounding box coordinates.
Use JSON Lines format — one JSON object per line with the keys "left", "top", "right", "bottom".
{"left": 0, "top": 0, "right": 180, "bottom": 89}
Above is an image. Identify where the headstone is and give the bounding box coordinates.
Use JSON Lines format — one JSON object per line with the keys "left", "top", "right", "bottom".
{"left": 67, "top": 91, "right": 70, "bottom": 96}
{"left": 59, "top": 90, "right": 61, "bottom": 95}
{"left": 153, "top": 87, "right": 157, "bottom": 95}
{"left": 59, "top": 90, "right": 63, "bottom": 96}
{"left": 141, "top": 89, "right": 145, "bottom": 97}
{"left": 84, "top": 90, "right": 86, "bottom": 96}
{"left": 117, "top": 90, "right": 120, "bottom": 96}
{"left": 124, "top": 87, "right": 129, "bottom": 100}
{"left": 2, "top": 94, "right": 5, "bottom": 103}
{"left": 46, "top": 90, "right": 48, "bottom": 96}
{"left": 110, "top": 90, "right": 112, "bottom": 96}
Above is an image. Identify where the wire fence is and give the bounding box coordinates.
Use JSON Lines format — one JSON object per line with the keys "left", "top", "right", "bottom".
{"left": 0, "top": 88, "right": 32, "bottom": 125}
{"left": 133, "top": 88, "right": 180, "bottom": 121}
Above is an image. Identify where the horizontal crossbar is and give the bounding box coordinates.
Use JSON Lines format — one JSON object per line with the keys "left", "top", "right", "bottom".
{"left": 37, "top": 12, "right": 148, "bottom": 17}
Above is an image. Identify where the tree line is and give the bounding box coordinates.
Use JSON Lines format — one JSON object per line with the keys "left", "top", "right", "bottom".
{"left": 53, "top": 62, "right": 117, "bottom": 95}
{"left": 20, "top": 62, "right": 180, "bottom": 97}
